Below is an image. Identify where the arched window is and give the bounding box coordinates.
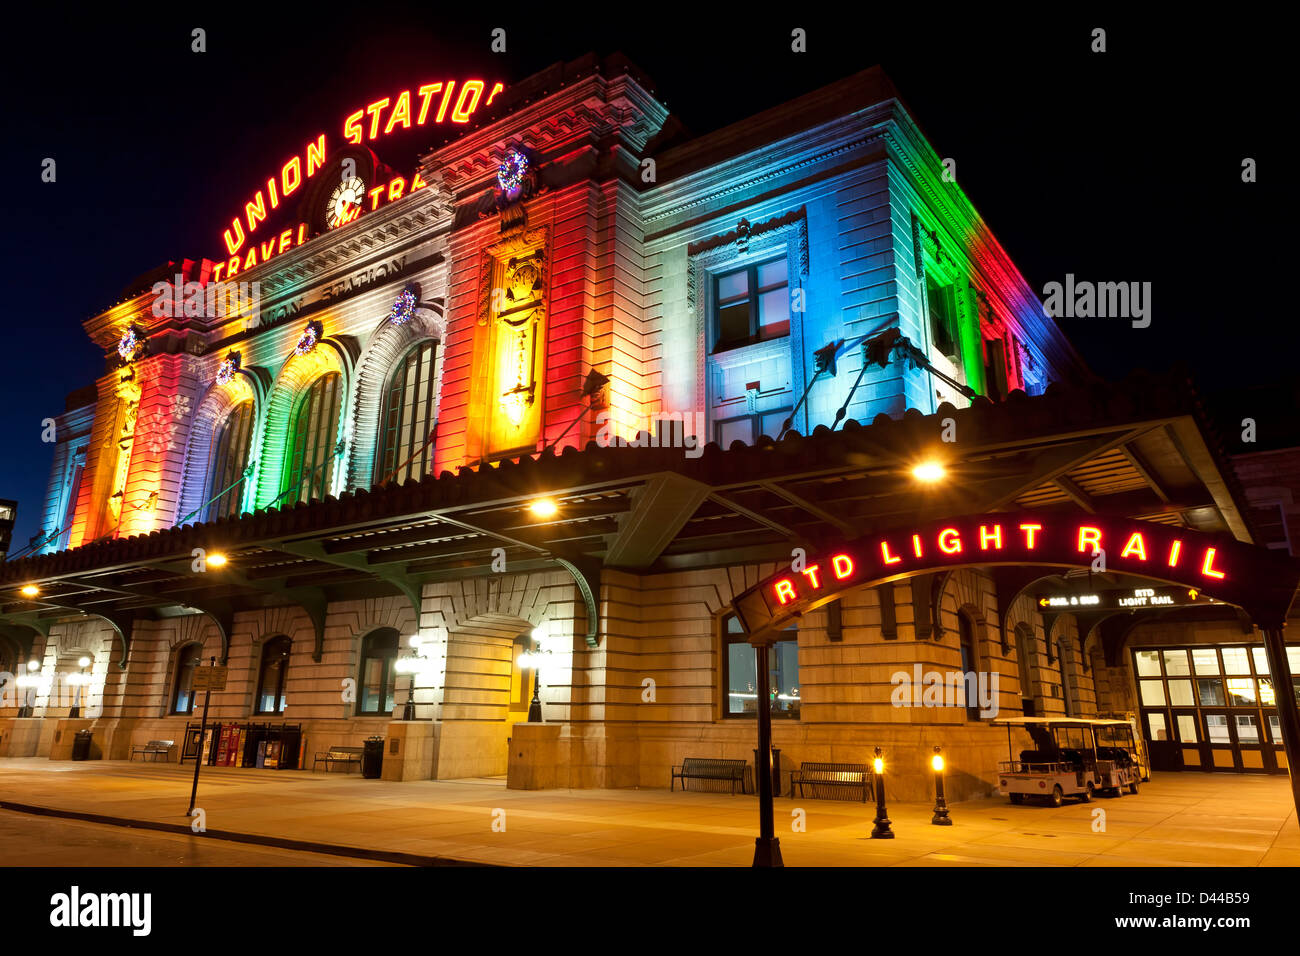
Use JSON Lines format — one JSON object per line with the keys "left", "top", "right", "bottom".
{"left": 1014, "top": 623, "right": 1037, "bottom": 717}
{"left": 254, "top": 636, "right": 291, "bottom": 715}
{"left": 377, "top": 341, "right": 438, "bottom": 486}
{"left": 358, "top": 628, "right": 400, "bottom": 715}
{"left": 282, "top": 373, "right": 342, "bottom": 505}
{"left": 171, "top": 643, "right": 201, "bottom": 715}
{"left": 1058, "top": 637, "right": 1076, "bottom": 717}
{"left": 206, "top": 401, "right": 254, "bottom": 520}
{"left": 958, "top": 612, "right": 981, "bottom": 721}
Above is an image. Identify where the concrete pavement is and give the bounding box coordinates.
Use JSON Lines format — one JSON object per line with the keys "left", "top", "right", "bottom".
{"left": 1, "top": 758, "right": 1296, "bottom": 867}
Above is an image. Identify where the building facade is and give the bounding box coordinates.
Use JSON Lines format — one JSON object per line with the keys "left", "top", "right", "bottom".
{"left": 2, "top": 55, "right": 1295, "bottom": 801}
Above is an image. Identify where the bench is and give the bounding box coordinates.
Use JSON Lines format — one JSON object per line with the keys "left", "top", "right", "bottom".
{"left": 313, "top": 745, "right": 364, "bottom": 773}
{"left": 130, "top": 740, "right": 175, "bottom": 762}
{"left": 671, "top": 757, "right": 753, "bottom": 794}
{"left": 789, "top": 762, "right": 874, "bottom": 801}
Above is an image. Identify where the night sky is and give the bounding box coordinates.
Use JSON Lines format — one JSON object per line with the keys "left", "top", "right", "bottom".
{"left": 1, "top": 7, "right": 1285, "bottom": 551}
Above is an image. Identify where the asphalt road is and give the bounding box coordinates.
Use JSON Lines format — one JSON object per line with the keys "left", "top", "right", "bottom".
{"left": 0, "top": 809, "right": 397, "bottom": 866}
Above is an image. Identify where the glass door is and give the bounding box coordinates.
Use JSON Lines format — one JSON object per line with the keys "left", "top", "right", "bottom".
{"left": 1201, "top": 711, "right": 1239, "bottom": 771}
{"left": 1171, "top": 709, "right": 1202, "bottom": 770}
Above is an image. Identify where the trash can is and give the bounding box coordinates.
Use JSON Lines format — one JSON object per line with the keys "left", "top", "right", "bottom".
{"left": 71, "top": 729, "right": 93, "bottom": 761}
{"left": 362, "top": 736, "right": 384, "bottom": 779}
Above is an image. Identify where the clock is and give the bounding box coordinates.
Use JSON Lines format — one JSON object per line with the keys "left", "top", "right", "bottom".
{"left": 326, "top": 177, "right": 366, "bottom": 229}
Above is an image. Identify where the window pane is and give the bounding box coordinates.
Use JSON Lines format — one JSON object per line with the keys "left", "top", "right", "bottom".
{"left": 718, "top": 270, "right": 749, "bottom": 301}
{"left": 772, "top": 639, "right": 799, "bottom": 718}
{"left": 1259, "top": 677, "right": 1276, "bottom": 706}
{"left": 1162, "top": 650, "right": 1190, "bottom": 676}
{"left": 1192, "top": 649, "right": 1220, "bottom": 675}
{"left": 1139, "top": 680, "right": 1166, "bottom": 706}
{"left": 1205, "top": 714, "right": 1230, "bottom": 743}
{"left": 757, "top": 258, "right": 788, "bottom": 289}
{"left": 717, "top": 417, "right": 755, "bottom": 448}
{"left": 1134, "top": 650, "right": 1161, "bottom": 677}
{"left": 1176, "top": 714, "right": 1198, "bottom": 742}
{"left": 1269, "top": 715, "right": 1282, "bottom": 742}
{"left": 1235, "top": 715, "right": 1260, "bottom": 743}
{"left": 1226, "top": 677, "right": 1257, "bottom": 706}
{"left": 1252, "top": 647, "right": 1270, "bottom": 674}
{"left": 1147, "top": 712, "right": 1168, "bottom": 740}
{"left": 759, "top": 410, "right": 791, "bottom": 440}
{"left": 728, "top": 643, "right": 757, "bottom": 715}
{"left": 1196, "top": 679, "right": 1226, "bottom": 706}
{"left": 1288, "top": 648, "right": 1300, "bottom": 673}
{"left": 1221, "top": 647, "right": 1251, "bottom": 675}
{"left": 1167, "top": 680, "right": 1194, "bottom": 706}
{"left": 716, "top": 302, "right": 751, "bottom": 347}
{"left": 757, "top": 288, "right": 790, "bottom": 338}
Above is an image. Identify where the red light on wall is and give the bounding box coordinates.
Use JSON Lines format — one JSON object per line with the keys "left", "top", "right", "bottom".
{"left": 1201, "top": 548, "right": 1226, "bottom": 580}
{"left": 774, "top": 579, "right": 798, "bottom": 605}
{"left": 831, "top": 554, "right": 854, "bottom": 579}
{"left": 1168, "top": 540, "right": 1182, "bottom": 567}
{"left": 912, "top": 534, "right": 923, "bottom": 558}
{"left": 938, "top": 528, "right": 962, "bottom": 554}
{"left": 802, "top": 565, "right": 822, "bottom": 588}
{"left": 1019, "top": 523, "right": 1041, "bottom": 548}
{"left": 979, "top": 524, "right": 1003, "bottom": 550}
{"left": 1120, "top": 532, "right": 1147, "bottom": 560}
{"left": 880, "top": 541, "right": 901, "bottom": 565}
{"left": 1077, "top": 526, "right": 1102, "bottom": 554}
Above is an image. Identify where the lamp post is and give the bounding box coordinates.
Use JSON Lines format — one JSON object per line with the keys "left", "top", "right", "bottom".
{"left": 931, "top": 746, "right": 952, "bottom": 825}
{"left": 396, "top": 636, "right": 428, "bottom": 720}
{"left": 517, "top": 628, "right": 550, "bottom": 723}
{"left": 69, "top": 656, "right": 90, "bottom": 719}
{"left": 870, "top": 747, "right": 894, "bottom": 839}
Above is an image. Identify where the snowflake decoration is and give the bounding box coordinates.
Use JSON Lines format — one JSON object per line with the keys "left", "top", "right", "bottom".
{"left": 215, "top": 352, "right": 240, "bottom": 386}
{"left": 116, "top": 327, "right": 141, "bottom": 362}
{"left": 497, "top": 149, "right": 528, "bottom": 193}
{"left": 142, "top": 409, "right": 177, "bottom": 456}
{"left": 388, "top": 287, "right": 418, "bottom": 325}
{"left": 169, "top": 393, "right": 192, "bottom": 421}
{"left": 295, "top": 321, "right": 321, "bottom": 356}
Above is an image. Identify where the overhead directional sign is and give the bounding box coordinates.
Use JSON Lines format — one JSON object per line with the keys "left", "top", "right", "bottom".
{"left": 1036, "top": 585, "right": 1222, "bottom": 611}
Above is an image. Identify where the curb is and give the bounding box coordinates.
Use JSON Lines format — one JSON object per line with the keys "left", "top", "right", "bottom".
{"left": 0, "top": 800, "right": 494, "bottom": 867}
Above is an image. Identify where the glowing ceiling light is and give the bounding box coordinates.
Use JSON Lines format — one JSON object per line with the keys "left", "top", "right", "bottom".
{"left": 207, "top": 553, "right": 228, "bottom": 568}
{"left": 20, "top": 584, "right": 40, "bottom": 597}
{"left": 912, "top": 461, "right": 947, "bottom": 483}
{"left": 529, "top": 498, "right": 558, "bottom": 519}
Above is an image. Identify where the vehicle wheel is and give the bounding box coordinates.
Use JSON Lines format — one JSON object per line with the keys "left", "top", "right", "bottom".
{"left": 1110, "top": 786, "right": 1123, "bottom": 798}
{"left": 1049, "top": 785, "right": 1064, "bottom": 808}
{"left": 1009, "top": 793, "right": 1025, "bottom": 805}
{"left": 1128, "top": 780, "right": 1139, "bottom": 794}
{"left": 1080, "top": 784, "right": 1092, "bottom": 803}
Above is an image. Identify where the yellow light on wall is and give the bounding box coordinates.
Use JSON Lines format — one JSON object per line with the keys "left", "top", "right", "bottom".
{"left": 931, "top": 753, "right": 945, "bottom": 772}
{"left": 912, "top": 461, "right": 947, "bottom": 483}
{"left": 873, "top": 756, "right": 884, "bottom": 774}
{"left": 20, "top": 584, "right": 40, "bottom": 597}
{"left": 529, "top": 498, "right": 558, "bottom": 519}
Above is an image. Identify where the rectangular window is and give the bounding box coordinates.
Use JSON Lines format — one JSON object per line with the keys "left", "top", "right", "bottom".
{"left": 713, "top": 258, "right": 790, "bottom": 353}
{"left": 723, "top": 615, "right": 799, "bottom": 718}
{"left": 926, "top": 278, "right": 959, "bottom": 361}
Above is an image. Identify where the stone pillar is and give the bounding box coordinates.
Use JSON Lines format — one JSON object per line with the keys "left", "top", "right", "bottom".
{"left": 47, "top": 718, "right": 101, "bottom": 760}
{"left": 381, "top": 720, "right": 438, "bottom": 781}
{"left": 507, "top": 722, "right": 565, "bottom": 789}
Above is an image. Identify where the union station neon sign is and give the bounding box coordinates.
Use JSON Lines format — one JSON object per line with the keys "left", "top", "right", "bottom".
{"left": 732, "top": 512, "right": 1300, "bottom": 641}
{"left": 218, "top": 78, "right": 505, "bottom": 264}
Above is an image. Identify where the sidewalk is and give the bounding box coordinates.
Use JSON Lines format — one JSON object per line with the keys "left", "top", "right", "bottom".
{"left": 1, "top": 758, "right": 1297, "bottom": 866}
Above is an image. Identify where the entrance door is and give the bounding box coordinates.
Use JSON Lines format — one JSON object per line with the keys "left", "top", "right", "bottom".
{"left": 1266, "top": 713, "right": 1288, "bottom": 771}
{"left": 1171, "top": 709, "right": 1202, "bottom": 770}
{"left": 1143, "top": 710, "right": 1181, "bottom": 771}
{"left": 1202, "top": 710, "right": 1239, "bottom": 771}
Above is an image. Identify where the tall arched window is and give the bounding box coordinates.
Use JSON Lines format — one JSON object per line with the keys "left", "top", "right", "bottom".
{"left": 958, "top": 612, "right": 981, "bottom": 721}
{"left": 282, "top": 373, "right": 342, "bottom": 505}
{"left": 1014, "top": 623, "right": 1037, "bottom": 717}
{"left": 358, "top": 628, "right": 400, "bottom": 715}
{"left": 254, "top": 636, "right": 291, "bottom": 715}
{"left": 377, "top": 341, "right": 438, "bottom": 485}
{"left": 206, "top": 401, "right": 254, "bottom": 520}
{"left": 171, "top": 643, "right": 201, "bottom": 715}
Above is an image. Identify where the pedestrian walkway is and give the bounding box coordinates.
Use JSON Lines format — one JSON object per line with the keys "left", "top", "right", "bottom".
{"left": 1, "top": 758, "right": 1296, "bottom": 866}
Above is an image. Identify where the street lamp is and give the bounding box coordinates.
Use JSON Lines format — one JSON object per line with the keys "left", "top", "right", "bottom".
{"left": 395, "top": 636, "right": 428, "bottom": 720}
{"left": 517, "top": 627, "right": 550, "bottom": 723}
{"left": 870, "top": 746, "right": 894, "bottom": 839}
{"left": 69, "top": 656, "right": 91, "bottom": 718}
{"left": 931, "top": 746, "right": 952, "bottom": 826}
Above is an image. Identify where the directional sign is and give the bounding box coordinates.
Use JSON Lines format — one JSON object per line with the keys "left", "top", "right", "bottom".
{"left": 191, "top": 665, "right": 228, "bottom": 692}
{"left": 1036, "top": 586, "right": 1222, "bottom": 612}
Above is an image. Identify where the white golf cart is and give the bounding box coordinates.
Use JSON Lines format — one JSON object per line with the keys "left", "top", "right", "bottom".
{"left": 993, "top": 717, "right": 1140, "bottom": 807}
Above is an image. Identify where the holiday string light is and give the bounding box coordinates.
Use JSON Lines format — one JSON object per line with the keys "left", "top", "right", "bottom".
{"left": 295, "top": 321, "right": 322, "bottom": 355}
{"left": 389, "top": 287, "right": 418, "bottom": 325}
{"left": 215, "top": 352, "right": 241, "bottom": 385}
{"left": 497, "top": 149, "right": 528, "bottom": 193}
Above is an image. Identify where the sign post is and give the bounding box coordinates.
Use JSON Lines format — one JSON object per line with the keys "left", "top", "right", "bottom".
{"left": 186, "top": 659, "right": 227, "bottom": 817}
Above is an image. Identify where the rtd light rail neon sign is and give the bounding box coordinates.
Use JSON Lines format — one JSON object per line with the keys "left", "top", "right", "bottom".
{"left": 732, "top": 512, "right": 1300, "bottom": 641}
{"left": 219, "top": 78, "right": 504, "bottom": 259}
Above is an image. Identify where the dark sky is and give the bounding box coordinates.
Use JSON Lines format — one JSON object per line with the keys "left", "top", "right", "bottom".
{"left": 1, "top": 6, "right": 1286, "bottom": 550}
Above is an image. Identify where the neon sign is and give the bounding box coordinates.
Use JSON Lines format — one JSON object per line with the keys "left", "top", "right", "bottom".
{"left": 219, "top": 78, "right": 505, "bottom": 258}
{"left": 732, "top": 512, "right": 1300, "bottom": 640}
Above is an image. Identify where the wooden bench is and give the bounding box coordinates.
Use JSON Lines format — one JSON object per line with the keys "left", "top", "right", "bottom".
{"left": 313, "top": 746, "right": 364, "bottom": 773}
{"left": 130, "top": 740, "right": 175, "bottom": 762}
{"left": 671, "top": 757, "right": 752, "bottom": 794}
{"left": 789, "top": 762, "right": 874, "bottom": 801}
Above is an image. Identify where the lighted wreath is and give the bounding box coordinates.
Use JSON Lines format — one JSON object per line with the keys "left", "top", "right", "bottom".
{"left": 497, "top": 148, "right": 529, "bottom": 194}
{"left": 295, "top": 321, "right": 322, "bottom": 356}
{"left": 116, "top": 326, "right": 144, "bottom": 362}
{"left": 215, "top": 351, "right": 241, "bottom": 386}
{"left": 388, "top": 286, "right": 418, "bottom": 325}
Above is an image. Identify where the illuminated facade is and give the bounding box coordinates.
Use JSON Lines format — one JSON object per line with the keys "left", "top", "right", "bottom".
{"left": 3, "top": 55, "right": 1294, "bottom": 798}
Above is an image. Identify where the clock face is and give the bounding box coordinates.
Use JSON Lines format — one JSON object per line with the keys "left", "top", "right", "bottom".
{"left": 326, "top": 177, "right": 366, "bottom": 228}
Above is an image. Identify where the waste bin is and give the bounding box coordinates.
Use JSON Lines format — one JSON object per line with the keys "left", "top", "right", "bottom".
{"left": 71, "top": 729, "right": 93, "bottom": 761}
{"left": 362, "top": 736, "right": 384, "bottom": 779}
